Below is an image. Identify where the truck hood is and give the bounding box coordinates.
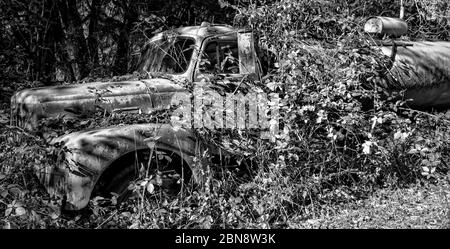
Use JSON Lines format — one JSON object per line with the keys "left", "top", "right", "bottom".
{"left": 12, "top": 78, "right": 185, "bottom": 103}
{"left": 10, "top": 78, "right": 186, "bottom": 130}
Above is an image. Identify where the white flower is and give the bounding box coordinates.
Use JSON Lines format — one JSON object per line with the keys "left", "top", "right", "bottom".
{"left": 327, "top": 127, "right": 337, "bottom": 141}
{"left": 370, "top": 116, "right": 383, "bottom": 130}
{"left": 362, "top": 140, "right": 375, "bottom": 155}
{"left": 421, "top": 166, "right": 436, "bottom": 176}
{"left": 394, "top": 130, "right": 410, "bottom": 142}
{"left": 316, "top": 110, "right": 326, "bottom": 124}
{"left": 299, "top": 105, "right": 315, "bottom": 115}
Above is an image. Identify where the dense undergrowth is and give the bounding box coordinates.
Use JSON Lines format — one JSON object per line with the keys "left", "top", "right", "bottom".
{"left": 1, "top": 0, "right": 450, "bottom": 228}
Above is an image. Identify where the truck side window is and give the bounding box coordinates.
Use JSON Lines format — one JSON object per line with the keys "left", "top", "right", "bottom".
{"left": 220, "top": 42, "right": 239, "bottom": 74}
{"left": 199, "top": 40, "right": 240, "bottom": 74}
{"left": 200, "top": 42, "right": 219, "bottom": 73}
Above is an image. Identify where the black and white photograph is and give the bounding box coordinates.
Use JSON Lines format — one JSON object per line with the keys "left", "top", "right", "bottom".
{"left": 0, "top": 0, "right": 449, "bottom": 245}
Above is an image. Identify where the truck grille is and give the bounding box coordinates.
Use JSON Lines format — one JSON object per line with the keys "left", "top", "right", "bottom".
{"left": 10, "top": 104, "right": 27, "bottom": 128}
{"left": 10, "top": 106, "right": 18, "bottom": 126}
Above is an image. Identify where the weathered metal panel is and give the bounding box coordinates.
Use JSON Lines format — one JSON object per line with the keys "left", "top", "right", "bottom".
{"left": 48, "top": 123, "right": 202, "bottom": 210}
{"left": 10, "top": 79, "right": 186, "bottom": 130}
{"left": 237, "top": 31, "right": 257, "bottom": 75}
{"left": 364, "top": 16, "right": 408, "bottom": 36}
{"left": 380, "top": 41, "right": 450, "bottom": 108}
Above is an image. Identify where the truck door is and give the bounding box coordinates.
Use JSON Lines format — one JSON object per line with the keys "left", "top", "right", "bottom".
{"left": 192, "top": 31, "right": 267, "bottom": 131}
{"left": 194, "top": 31, "right": 260, "bottom": 82}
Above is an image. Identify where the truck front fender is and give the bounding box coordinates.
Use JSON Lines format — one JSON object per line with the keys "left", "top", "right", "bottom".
{"left": 41, "top": 123, "right": 203, "bottom": 210}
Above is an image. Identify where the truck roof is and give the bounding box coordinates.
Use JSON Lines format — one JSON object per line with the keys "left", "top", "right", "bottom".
{"left": 151, "top": 24, "right": 238, "bottom": 41}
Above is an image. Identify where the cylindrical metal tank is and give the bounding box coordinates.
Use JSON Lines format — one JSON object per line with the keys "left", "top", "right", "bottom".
{"left": 379, "top": 41, "right": 450, "bottom": 108}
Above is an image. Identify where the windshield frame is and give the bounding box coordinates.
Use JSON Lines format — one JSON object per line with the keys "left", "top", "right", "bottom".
{"left": 136, "top": 34, "right": 200, "bottom": 80}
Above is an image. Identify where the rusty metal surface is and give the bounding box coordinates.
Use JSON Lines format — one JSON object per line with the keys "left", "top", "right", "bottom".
{"left": 155, "top": 25, "right": 237, "bottom": 42}
{"left": 237, "top": 32, "right": 258, "bottom": 76}
{"left": 10, "top": 78, "right": 186, "bottom": 130}
{"left": 364, "top": 16, "right": 408, "bottom": 36}
{"left": 43, "top": 123, "right": 201, "bottom": 210}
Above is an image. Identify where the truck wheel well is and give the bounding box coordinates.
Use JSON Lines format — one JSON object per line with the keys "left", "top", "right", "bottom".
{"left": 92, "top": 148, "right": 192, "bottom": 197}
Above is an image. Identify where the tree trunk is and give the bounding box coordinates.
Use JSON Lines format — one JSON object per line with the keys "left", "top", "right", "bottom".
{"left": 113, "top": 1, "right": 138, "bottom": 75}
{"left": 41, "top": 0, "right": 77, "bottom": 83}
{"left": 88, "top": 0, "right": 101, "bottom": 68}
{"left": 58, "top": 0, "right": 90, "bottom": 80}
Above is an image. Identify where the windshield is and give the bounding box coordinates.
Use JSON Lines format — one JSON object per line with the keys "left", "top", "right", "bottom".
{"left": 136, "top": 36, "right": 196, "bottom": 74}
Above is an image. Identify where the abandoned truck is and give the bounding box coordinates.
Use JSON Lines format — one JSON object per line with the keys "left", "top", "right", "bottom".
{"left": 9, "top": 18, "right": 450, "bottom": 210}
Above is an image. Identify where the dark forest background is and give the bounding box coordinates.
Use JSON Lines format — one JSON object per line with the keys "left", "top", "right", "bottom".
{"left": 0, "top": 0, "right": 237, "bottom": 83}
{"left": 1, "top": 0, "right": 449, "bottom": 84}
